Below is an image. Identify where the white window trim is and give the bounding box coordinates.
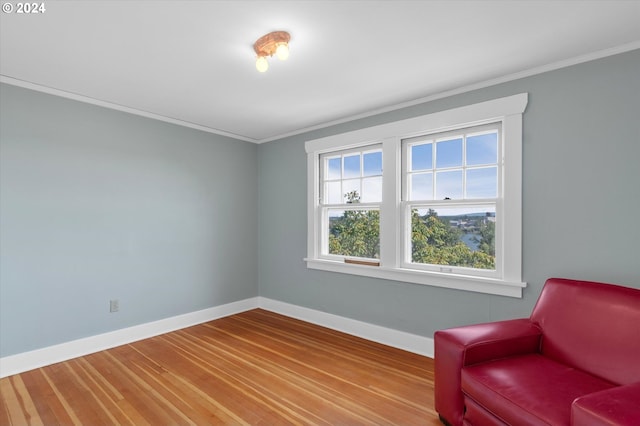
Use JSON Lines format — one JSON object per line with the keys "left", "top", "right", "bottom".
{"left": 305, "top": 93, "right": 528, "bottom": 298}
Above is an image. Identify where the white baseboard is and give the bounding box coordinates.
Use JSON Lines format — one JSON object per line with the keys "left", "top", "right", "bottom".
{"left": 0, "top": 297, "right": 434, "bottom": 378}
{"left": 0, "top": 298, "right": 260, "bottom": 378}
{"left": 259, "top": 297, "right": 434, "bottom": 358}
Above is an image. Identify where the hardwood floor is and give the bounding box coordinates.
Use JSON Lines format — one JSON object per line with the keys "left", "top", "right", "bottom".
{"left": 1, "top": 309, "right": 442, "bottom": 425}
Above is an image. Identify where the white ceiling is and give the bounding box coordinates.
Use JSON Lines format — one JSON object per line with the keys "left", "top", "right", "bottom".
{"left": 1, "top": 1, "right": 639, "bottom": 143}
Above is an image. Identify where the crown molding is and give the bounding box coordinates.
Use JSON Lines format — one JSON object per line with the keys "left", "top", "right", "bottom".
{"left": 257, "top": 41, "right": 640, "bottom": 143}
{"left": 2, "top": 41, "right": 638, "bottom": 145}
{"left": 0, "top": 75, "right": 259, "bottom": 143}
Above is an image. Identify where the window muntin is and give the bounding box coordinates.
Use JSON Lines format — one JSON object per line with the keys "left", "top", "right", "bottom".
{"left": 404, "top": 125, "right": 499, "bottom": 202}
{"left": 403, "top": 124, "right": 500, "bottom": 275}
{"left": 322, "top": 147, "right": 382, "bottom": 205}
{"left": 320, "top": 146, "right": 382, "bottom": 260}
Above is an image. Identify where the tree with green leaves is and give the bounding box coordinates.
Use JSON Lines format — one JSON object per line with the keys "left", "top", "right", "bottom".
{"left": 328, "top": 192, "right": 495, "bottom": 269}
{"left": 411, "top": 209, "right": 494, "bottom": 269}
{"left": 329, "top": 191, "right": 380, "bottom": 258}
{"left": 475, "top": 218, "right": 496, "bottom": 257}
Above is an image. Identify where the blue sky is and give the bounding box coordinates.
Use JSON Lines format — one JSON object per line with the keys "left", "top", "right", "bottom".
{"left": 326, "top": 150, "right": 382, "bottom": 203}
{"left": 409, "top": 132, "right": 498, "bottom": 201}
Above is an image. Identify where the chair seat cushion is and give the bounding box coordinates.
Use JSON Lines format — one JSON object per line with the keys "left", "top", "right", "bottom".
{"left": 572, "top": 382, "right": 640, "bottom": 426}
{"left": 461, "top": 354, "right": 615, "bottom": 426}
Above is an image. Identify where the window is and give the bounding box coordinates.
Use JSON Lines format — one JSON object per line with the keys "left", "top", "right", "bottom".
{"left": 320, "top": 146, "right": 382, "bottom": 262}
{"left": 305, "top": 94, "right": 528, "bottom": 297}
{"left": 403, "top": 124, "right": 500, "bottom": 277}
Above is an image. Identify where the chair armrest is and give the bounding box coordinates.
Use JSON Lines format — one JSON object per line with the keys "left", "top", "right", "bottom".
{"left": 434, "top": 319, "right": 541, "bottom": 426}
{"left": 572, "top": 382, "right": 640, "bottom": 426}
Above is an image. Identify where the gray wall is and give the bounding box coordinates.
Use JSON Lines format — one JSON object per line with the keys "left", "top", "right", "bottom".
{"left": 257, "top": 49, "right": 640, "bottom": 337}
{"left": 2, "top": 49, "right": 638, "bottom": 359}
{"left": 0, "top": 84, "right": 259, "bottom": 357}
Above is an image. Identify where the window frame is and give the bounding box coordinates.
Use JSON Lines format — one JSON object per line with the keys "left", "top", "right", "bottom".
{"left": 319, "top": 144, "right": 383, "bottom": 262}
{"left": 305, "top": 94, "right": 528, "bottom": 298}
{"left": 401, "top": 122, "right": 501, "bottom": 277}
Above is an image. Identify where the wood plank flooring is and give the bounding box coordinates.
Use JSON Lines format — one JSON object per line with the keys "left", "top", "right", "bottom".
{"left": 1, "top": 309, "right": 441, "bottom": 425}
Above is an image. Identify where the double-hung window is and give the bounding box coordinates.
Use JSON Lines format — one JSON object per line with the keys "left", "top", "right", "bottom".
{"left": 320, "top": 146, "right": 383, "bottom": 263}
{"left": 305, "top": 94, "right": 528, "bottom": 297}
{"left": 403, "top": 123, "right": 500, "bottom": 277}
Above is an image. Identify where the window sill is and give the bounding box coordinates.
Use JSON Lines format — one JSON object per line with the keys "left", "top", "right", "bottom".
{"left": 304, "top": 258, "right": 525, "bottom": 298}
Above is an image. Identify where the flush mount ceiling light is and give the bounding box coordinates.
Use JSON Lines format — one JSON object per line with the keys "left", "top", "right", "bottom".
{"left": 253, "top": 31, "right": 290, "bottom": 72}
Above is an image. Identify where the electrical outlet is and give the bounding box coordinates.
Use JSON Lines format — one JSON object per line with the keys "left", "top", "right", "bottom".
{"left": 109, "top": 299, "right": 119, "bottom": 313}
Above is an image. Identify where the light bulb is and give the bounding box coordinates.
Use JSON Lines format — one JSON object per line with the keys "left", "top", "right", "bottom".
{"left": 256, "top": 56, "right": 269, "bottom": 72}
{"left": 275, "top": 43, "right": 289, "bottom": 61}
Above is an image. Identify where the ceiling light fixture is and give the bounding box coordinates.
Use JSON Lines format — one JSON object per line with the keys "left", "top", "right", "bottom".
{"left": 253, "top": 31, "right": 290, "bottom": 73}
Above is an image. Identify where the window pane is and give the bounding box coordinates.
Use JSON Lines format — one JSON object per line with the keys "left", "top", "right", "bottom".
{"left": 411, "top": 143, "right": 432, "bottom": 171}
{"left": 328, "top": 209, "right": 380, "bottom": 259}
{"left": 466, "top": 167, "right": 497, "bottom": 198}
{"left": 410, "top": 172, "right": 433, "bottom": 201}
{"left": 363, "top": 151, "right": 382, "bottom": 176}
{"left": 361, "top": 177, "right": 382, "bottom": 202}
{"left": 325, "top": 181, "right": 342, "bottom": 204}
{"left": 343, "top": 154, "right": 361, "bottom": 179}
{"left": 467, "top": 133, "right": 498, "bottom": 166}
{"left": 327, "top": 157, "right": 341, "bottom": 179}
{"left": 410, "top": 205, "right": 495, "bottom": 270}
{"left": 436, "top": 170, "right": 463, "bottom": 200}
{"left": 436, "top": 138, "right": 463, "bottom": 168}
{"left": 343, "top": 179, "right": 361, "bottom": 202}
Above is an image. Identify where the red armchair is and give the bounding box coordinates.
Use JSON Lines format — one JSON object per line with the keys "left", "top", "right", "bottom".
{"left": 434, "top": 278, "right": 640, "bottom": 426}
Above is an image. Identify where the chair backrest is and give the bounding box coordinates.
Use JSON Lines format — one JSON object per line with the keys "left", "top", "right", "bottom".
{"left": 530, "top": 278, "right": 640, "bottom": 385}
